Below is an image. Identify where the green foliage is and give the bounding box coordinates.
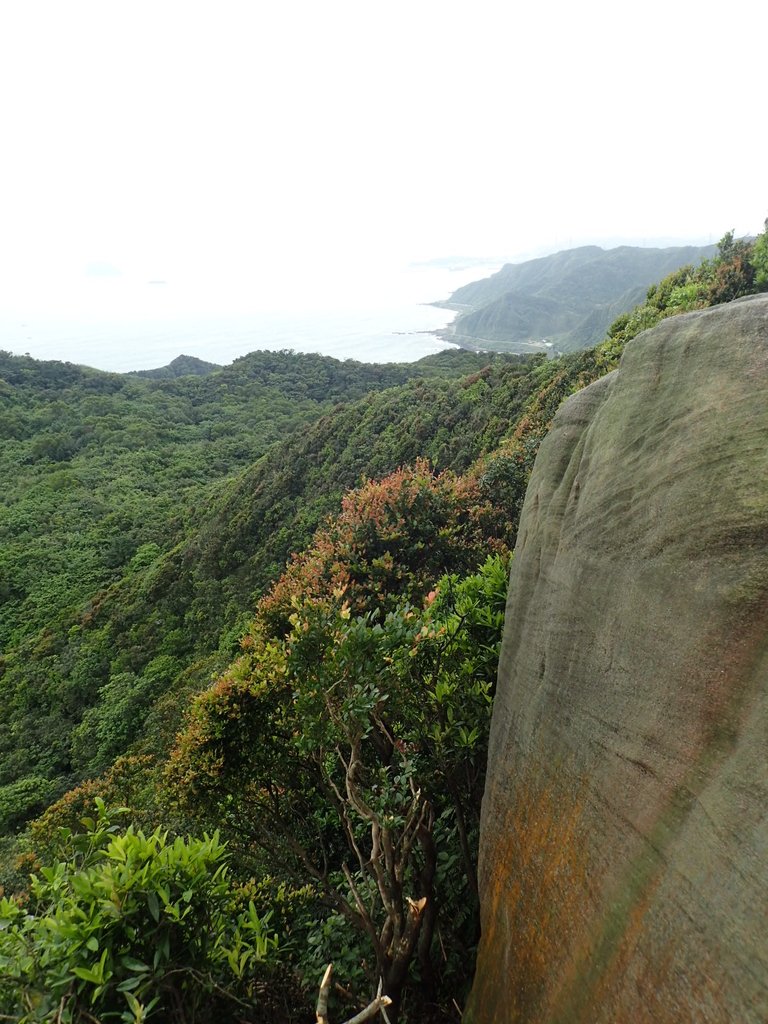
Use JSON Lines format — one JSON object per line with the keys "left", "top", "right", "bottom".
{"left": 256, "top": 459, "right": 509, "bottom": 635}
{"left": 0, "top": 347, "right": 479, "bottom": 656}
{"left": 0, "top": 800, "right": 278, "bottom": 1023}
{"left": 8, "top": 217, "right": 765, "bottom": 839}
{"left": 70, "top": 656, "right": 181, "bottom": 776}
{"left": 0, "top": 348, "right": 530, "bottom": 822}
{"left": 169, "top": 554, "right": 510, "bottom": 1018}
{"left": 703, "top": 230, "right": 756, "bottom": 304}
{"left": 0, "top": 777, "right": 55, "bottom": 834}
{"left": 750, "top": 218, "right": 768, "bottom": 287}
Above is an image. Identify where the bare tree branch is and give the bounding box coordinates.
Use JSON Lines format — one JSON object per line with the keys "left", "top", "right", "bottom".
{"left": 342, "top": 863, "right": 383, "bottom": 962}
{"left": 341, "top": 993, "right": 393, "bottom": 1024}
{"left": 315, "top": 966, "right": 393, "bottom": 1024}
{"left": 329, "top": 752, "right": 368, "bottom": 877}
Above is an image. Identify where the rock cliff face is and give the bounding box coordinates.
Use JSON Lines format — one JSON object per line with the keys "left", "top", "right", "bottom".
{"left": 466, "top": 296, "right": 768, "bottom": 1024}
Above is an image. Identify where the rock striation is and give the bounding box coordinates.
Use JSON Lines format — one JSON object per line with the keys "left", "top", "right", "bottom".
{"left": 466, "top": 296, "right": 768, "bottom": 1023}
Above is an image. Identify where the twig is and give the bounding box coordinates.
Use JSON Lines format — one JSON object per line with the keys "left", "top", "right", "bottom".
{"left": 316, "top": 963, "right": 334, "bottom": 1024}
{"left": 329, "top": 762, "right": 368, "bottom": 877}
{"left": 334, "top": 981, "right": 356, "bottom": 1002}
{"left": 157, "top": 967, "right": 254, "bottom": 1010}
{"left": 437, "top": 925, "right": 448, "bottom": 963}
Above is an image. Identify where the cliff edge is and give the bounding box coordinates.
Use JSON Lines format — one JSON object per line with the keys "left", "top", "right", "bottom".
{"left": 466, "top": 296, "right": 768, "bottom": 1023}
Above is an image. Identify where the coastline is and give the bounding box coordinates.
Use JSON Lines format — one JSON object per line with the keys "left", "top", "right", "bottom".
{"left": 428, "top": 296, "right": 556, "bottom": 357}
{"left": 431, "top": 320, "right": 555, "bottom": 357}
{"left": 2, "top": 265, "right": 501, "bottom": 372}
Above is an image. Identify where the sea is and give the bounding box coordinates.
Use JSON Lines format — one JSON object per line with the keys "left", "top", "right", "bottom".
{"left": 0, "top": 262, "right": 501, "bottom": 373}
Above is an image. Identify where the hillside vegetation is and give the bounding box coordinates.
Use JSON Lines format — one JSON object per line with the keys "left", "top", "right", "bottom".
{"left": 0, "top": 349, "right": 534, "bottom": 829}
{"left": 438, "top": 242, "right": 717, "bottom": 353}
{"left": 1, "top": 226, "right": 766, "bottom": 1023}
{"left": 0, "top": 346, "right": 520, "bottom": 657}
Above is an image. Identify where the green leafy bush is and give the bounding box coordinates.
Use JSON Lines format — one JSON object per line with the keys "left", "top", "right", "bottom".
{"left": 0, "top": 800, "right": 278, "bottom": 1023}
{"left": 0, "top": 776, "right": 54, "bottom": 833}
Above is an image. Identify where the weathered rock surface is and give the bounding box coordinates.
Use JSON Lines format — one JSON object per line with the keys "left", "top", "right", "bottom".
{"left": 466, "top": 296, "right": 768, "bottom": 1024}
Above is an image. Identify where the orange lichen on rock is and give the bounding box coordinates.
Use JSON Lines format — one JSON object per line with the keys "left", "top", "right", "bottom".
{"left": 467, "top": 768, "right": 589, "bottom": 1023}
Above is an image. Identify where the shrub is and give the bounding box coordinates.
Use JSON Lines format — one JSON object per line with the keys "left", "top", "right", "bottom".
{"left": 0, "top": 800, "right": 278, "bottom": 1023}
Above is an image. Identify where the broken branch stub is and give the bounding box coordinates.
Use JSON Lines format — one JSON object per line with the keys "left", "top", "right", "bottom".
{"left": 315, "top": 964, "right": 393, "bottom": 1024}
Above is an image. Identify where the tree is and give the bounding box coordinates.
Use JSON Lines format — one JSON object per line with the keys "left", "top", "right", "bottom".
{"left": 256, "top": 459, "right": 508, "bottom": 637}
{"left": 169, "top": 555, "right": 509, "bottom": 1021}
{"left": 705, "top": 229, "right": 756, "bottom": 304}
{"left": 750, "top": 218, "right": 768, "bottom": 288}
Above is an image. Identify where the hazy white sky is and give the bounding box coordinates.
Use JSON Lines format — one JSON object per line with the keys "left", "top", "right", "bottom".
{"left": 1, "top": 0, "right": 766, "bottom": 303}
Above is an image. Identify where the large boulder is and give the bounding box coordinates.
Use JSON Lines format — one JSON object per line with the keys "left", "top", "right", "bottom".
{"left": 466, "top": 296, "right": 768, "bottom": 1023}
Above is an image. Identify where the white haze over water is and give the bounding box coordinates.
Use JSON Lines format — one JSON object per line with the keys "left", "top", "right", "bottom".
{"left": 1, "top": 1, "right": 765, "bottom": 374}
{"left": 0, "top": 262, "right": 498, "bottom": 373}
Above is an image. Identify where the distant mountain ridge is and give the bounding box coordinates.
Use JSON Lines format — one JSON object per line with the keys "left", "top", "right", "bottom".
{"left": 439, "top": 243, "right": 717, "bottom": 353}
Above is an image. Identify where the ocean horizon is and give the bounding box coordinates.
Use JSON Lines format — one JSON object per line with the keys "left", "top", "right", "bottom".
{"left": 0, "top": 262, "right": 499, "bottom": 373}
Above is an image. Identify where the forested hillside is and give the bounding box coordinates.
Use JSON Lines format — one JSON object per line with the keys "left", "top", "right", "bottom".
{"left": 438, "top": 242, "right": 717, "bottom": 353}
{"left": 0, "top": 347, "right": 518, "bottom": 827}
{"left": 0, "top": 347, "right": 500, "bottom": 653}
{"left": 1, "top": 227, "right": 766, "bottom": 1023}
